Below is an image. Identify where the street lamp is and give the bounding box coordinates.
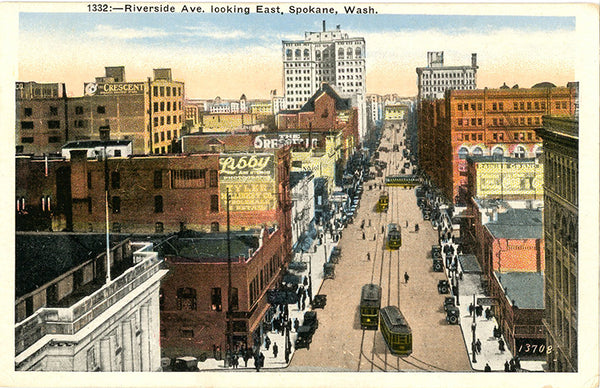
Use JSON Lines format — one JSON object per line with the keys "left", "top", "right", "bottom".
{"left": 471, "top": 293, "right": 477, "bottom": 363}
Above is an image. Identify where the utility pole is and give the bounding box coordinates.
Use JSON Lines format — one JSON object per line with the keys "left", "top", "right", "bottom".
{"left": 104, "top": 146, "right": 111, "bottom": 284}
{"left": 226, "top": 188, "right": 233, "bottom": 366}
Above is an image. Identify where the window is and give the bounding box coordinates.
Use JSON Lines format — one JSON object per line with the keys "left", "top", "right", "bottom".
{"left": 534, "top": 102, "right": 540, "bottom": 110}
{"left": 153, "top": 117, "right": 158, "bottom": 127}
{"left": 87, "top": 172, "right": 92, "bottom": 189}
{"left": 555, "top": 101, "right": 560, "bottom": 109}
{"left": 160, "top": 86, "right": 165, "bottom": 96}
{"left": 74, "top": 120, "right": 86, "bottom": 128}
{"left": 160, "top": 116, "right": 164, "bottom": 125}
{"left": 154, "top": 102, "right": 159, "bottom": 112}
{"left": 513, "top": 146, "right": 526, "bottom": 159}
{"left": 48, "top": 120, "right": 60, "bottom": 129}
{"left": 87, "top": 347, "right": 98, "bottom": 371}
{"left": 21, "top": 137, "right": 34, "bottom": 143}
{"left": 458, "top": 147, "right": 469, "bottom": 159}
{"left": 457, "top": 104, "right": 462, "bottom": 111}
{"left": 562, "top": 101, "right": 567, "bottom": 109}
{"left": 97, "top": 106, "right": 106, "bottom": 114}
{"left": 457, "top": 119, "right": 463, "bottom": 126}
{"left": 160, "top": 102, "right": 165, "bottom": 111}
{"left": 209, "top": 170, "right": 218, "bottom": 187}
{"left": 154, "top": 170, "right": 162, "bottom": 188}
{"left": 541, "top": 102, "right": 546, "bottom": 110}
{"left": 21, "top": 121, "right": 34, "bottom": 129}
{"left": 210, "top": 194, "right": 219, "bottom": 212}
{"left": 171, "top": 169, "right": 206, "bottom": 188}
{"left": 472, "top": 147, "right": 483, "bottom": 156}
{"left": 88, "top": 197, "right": 92, "bottom": 213}
{"left": 154, "top": 195, "right": 163, "bottom": 213}
{"left": 464, "top": 104, "right": 468, "bottom": 110}
{"left": 520, "top": 102, "right": 525, "bottom": 110}
{"left": 166, "top": 87, "right": 171, "bottom": 97}
{"left": 211, "top": 288, "right": 222, "bottom": 311}
{"left": 177, "top": 288, "right": 197, "bottom": 310}
{"left": 211, "top": 222, "right": 219, "bottom": 232}
{"left": 492, "top": 147, "right": 504, "bottom": 156}
{"left": 514, "top": 102, "right": 519, "bottom": 110}
{"left": 478, "top": 118, "right": 483, "bottom": 126}
{"left": 153, "top": 86, "right": 158, "bottom": 97}
{"left": 181, "top": 329, "right": 194, "bottom": 338}
{"left": 112, "top": 222, "right": 121, "bottom": 233}
{"left": 24, "top": 107, "right": 32, "bottom": 116}
{"left": 492, "top": 118, "right": 498, "bottom": 126}
{"left": 111, "top": 196, "right": 120, "bottom": 213}
{"left": 471, "top": 103, "right": 476, "bottom": 111}
{"left": 499, "top": 118, "right": 504, "bottom": 126}
{"left": 154, "top": 133, "right": 159, "bottom": 143}
{"left": 167, "top": 101, "right": 171, "bottom": 111}
{"left": 230, "top": 288, "right": 239, "bottom": 311}
{"left": 471, "top": 118, "right": 476, "bottom": 126}
{"left": 527, "top": 117, "right": 532, "bottom": 125}
{"left": 48, "top": 136, "right": 61, "bottom": 143}
{"left": 111, "top": 171, "right": 120, "bottom": 189}
{"left": 499, "top": 102, "right": 504, "bottom": 111}
{"left": 155, "top": 222, "right": 164, "bottom": 233}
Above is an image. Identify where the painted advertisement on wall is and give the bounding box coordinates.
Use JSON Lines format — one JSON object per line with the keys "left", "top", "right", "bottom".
{"left": 219, "top": 153, "right": 276, "bottom": 211}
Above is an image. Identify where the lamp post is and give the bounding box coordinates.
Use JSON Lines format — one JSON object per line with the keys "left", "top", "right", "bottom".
{"left": 471, "top": 293, "right": 477, "bottom": 363}
{"left": 226, "top": 188, "right": 233, "bottom": 368}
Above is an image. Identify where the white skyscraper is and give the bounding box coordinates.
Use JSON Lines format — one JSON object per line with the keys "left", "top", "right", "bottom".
{"left": 282, "top": 21, "right": 367, "bottom": 140}
{"left": 416, "top": 51, "right": 478, "bottom": 101}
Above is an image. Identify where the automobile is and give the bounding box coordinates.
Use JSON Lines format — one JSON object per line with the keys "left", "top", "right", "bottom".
{"left": 172, "top": 356, "right": 199, "bottom": 372}
{"left": 444, "top": 296, "right": 456, "bottom": 312}
{"left": 433, "top": 258, "right": 444, "bottom": 272}
{"left": 303, "top": 311, "right": 319, "bottom": 334}
{"left": 295, "top": 326, "right": 313, "bottom": 349}
{"left": 437, "top": 279, "right": 450, "bottom": 294}
{"left": 422, "top": 209, "right": 431, "bottom": 220}
{"left": 431, "top": 245, "right": 442, "bottom": 259}
{"left": 393, "top": 144, "right": 399, "bottom": 152}
{"left": 446, "top": 306, "right": 460, "bottom": 324}
{"left": 312, "top": 294, "right": 327, "bottom": 309}
{"left": 404, "top": 162, "right": 411, "bottom": 169}
{"left": 330, "top": 247, "right": 341, "bottom": 263}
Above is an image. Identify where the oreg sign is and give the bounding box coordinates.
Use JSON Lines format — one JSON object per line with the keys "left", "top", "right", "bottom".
{"left": 84, "top": 82, "right": 145, "bottom": 96}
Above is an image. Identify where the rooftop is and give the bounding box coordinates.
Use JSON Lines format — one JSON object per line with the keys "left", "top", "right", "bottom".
{"left": 494, "top": 271, "right": 544, "bottom": 309}
{"left": 485, "top": 208, "right": 543, "bottom": 239}
{"left": 299, "top": 83, "right": 351, "bottom": 113}
{"left": 290, "top": 171, "right": 314, "bottom": 189}
{"left": 62, "top": 140, "right": 132, "bottom": 149}
{"left": 458, "top": 254, "right": 482, "bottom": 274}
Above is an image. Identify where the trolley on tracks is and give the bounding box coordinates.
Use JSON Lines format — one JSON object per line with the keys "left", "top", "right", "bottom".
{"left": 376, "top": 191, "right": 389, "bottom": 212}
{"left": 380, "top": 305, "right": 413, "bottom": 356}
{"left": 360, "top": 283, "right": 382, "bottom": 330}
{"left": 386, "top": 223, "right": 402, "bottom": 250}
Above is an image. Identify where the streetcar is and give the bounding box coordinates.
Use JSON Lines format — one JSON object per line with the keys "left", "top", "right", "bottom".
{"left": 386, "top": 223, "right": 402, "bottom": 250}
{"left": 360, "top": 283, "right": 382, "bottom": 330}
{"left": 376, "top": 191, "right": 389, "bottom": 212}
{"left": 385, "top": 175, "right": 421, "bottom": 188}
{"left": 380, "top": 305, "right": 412, "bottom": 356}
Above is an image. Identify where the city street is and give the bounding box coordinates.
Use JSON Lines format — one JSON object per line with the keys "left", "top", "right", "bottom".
{"left": 289, "top": 121, "right": 472, "bottom": 371}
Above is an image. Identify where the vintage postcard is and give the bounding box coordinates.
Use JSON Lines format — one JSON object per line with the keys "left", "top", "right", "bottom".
{"left": 1, "top": 1, "right": 598, "bottom": 387}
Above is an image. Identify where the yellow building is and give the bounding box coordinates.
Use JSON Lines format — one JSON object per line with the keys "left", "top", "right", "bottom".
{"left": 201, "top": 113, "right": 258, "bottom": 132}
{"left": 467, "top": 156, "right": 544, "bottom": 200}
{"left": 290, "top": 132, "right": 343, "bottom": 195}
{"left": 384, "top": 104, "right": 407, "bottom": 121}
{"left": 250, "top": 102, "right": 272, "bottom": 115}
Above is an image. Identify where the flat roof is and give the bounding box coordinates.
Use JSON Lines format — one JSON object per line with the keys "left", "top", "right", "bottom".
{"left": 485, "top": 209, "right": 543, "bottom": 239}
{"left": 494, "top": 271, "right": 544, "bottom": 309}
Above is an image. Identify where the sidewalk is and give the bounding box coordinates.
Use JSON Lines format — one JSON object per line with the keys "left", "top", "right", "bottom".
{"left": 196, "top": 225, "right": 338, "bottom": 371}
{"left": 442, "top": 239, "right": 544, "bottom": 372}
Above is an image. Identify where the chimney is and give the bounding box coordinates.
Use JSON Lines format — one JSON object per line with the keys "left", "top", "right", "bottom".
{"left": 322, "top": 20, "right": 326, "bottom": 32}
{"left": 471, "top": 53, "right": 478, "bottom": 68}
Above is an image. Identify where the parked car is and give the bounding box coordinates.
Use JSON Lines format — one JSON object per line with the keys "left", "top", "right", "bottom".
{"left": 312, "top": 294, "right": 327, "bottom": 309}
{"left": 437, "top": 280, "right": 450, "bottom": 294}
{"left": 172, "top": 357, "right": 199, "bottom": 372}
{"left": 303, "top": 311, "right": 319, "bottom": 334}
{"left": 433, "top": 258, "right": 444, "bottom": 272}
{"left": 444, "top": 296, "right": 456, "bottom": 312}
{"left": 295, "top": 326, "right": 313, "bottom": 349}
{"left": 446, "top": 306, "right": 460, "bottom": 324}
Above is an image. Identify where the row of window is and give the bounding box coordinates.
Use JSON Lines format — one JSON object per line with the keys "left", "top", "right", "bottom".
{"left": 153, "top": 129, "right": 178, "bottom": 143}
{"left": 285, "top": 48, "right": 363, "bottom": 60}
{"left": 457, "top": 100, "right": 569, "bottom": 112}
{"left": 422, "top": 85, "right": 475, "bottom": 94}
{"left": 88, "top": 169, "right": 217, "bottom": 191}
{"left": 152, "top": 115, "right": 181, "bottom": 127}
{"left": 153, "top": 101, "right": 182, "bottom": 113}
{"left": 422, "top": 72, "right": 475, "bottom": 79}
{"left": 423, "top": 79, "right": 473, "bottom": 86}
{"left": 20, "top": 136, "right": 60, "bottom": 143}
{"left": 456, "top": 130, "right": 539, "bottom": 142}
{"left": 457, "top": 116, "right": 542, "bottom": 127}
{"left": 20, "top": 120, "right": 61, "bottom": 130}
{"left": 152, "top": 85, "right": 182, "bottom": 98}
{"left": 458, "top": 145, "right": 537, "bottom": 159}
{"left": 249, "top": 254, "right": 282, "bottom": 306}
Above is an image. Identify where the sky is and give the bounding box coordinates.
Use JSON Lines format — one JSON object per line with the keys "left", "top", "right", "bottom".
{"left": 17, "top": 9, "right": 577, "bottom": 99}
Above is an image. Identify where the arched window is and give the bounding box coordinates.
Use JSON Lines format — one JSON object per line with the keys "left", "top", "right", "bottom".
{"left": 347, "top": 48, "right": 353, "bottom": 59}
{"left": 295, "top": 49, "right": 301, "bottom": 59}
{"left": 355, "top": 47, "right": 362, "bottom": 58}
{"left": 458, "top": 147, "right": 469, "bottom": 159}
{"left": 303, "top": 48, "right": 309, "bottom": 58}
{"left": 286, "top": 49, "right": 292, "bottom": 60}
{"left": 472, "top": 147, "right": 483, "bottom": 156}
{"left": 492, "top": 147, "right": 504, "bottom": 157}
{"left": 338, "top": 48, "right": 344, "bottom": 59}
{"left": 315, "top": 50, "right": 321, "bottom": 60}
{"left": 513, "top": 146, "right": 526, "bottom": 158}
{"left": 535, "top": 146, "right": 543, "bottom": 159}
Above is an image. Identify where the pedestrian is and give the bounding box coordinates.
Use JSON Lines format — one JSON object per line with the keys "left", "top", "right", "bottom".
{"left": 367, "top": 252, "right": 371, "bottom": 261}
{"left": 476, "top": 339, "right": 482, "bottom": 354}
{"left": 499, "top": 338, "right": 505, "bottom": 353}
{"left": 213, "top": 344, "right": 217, "bottom": 359}
{"left": 509, "top": 358, "right": 516, "bottom": 372}
{"left": 469, "top": 303, "right": 474, "bottom": 317}
{"left": 243, "top": 352, "right": 249, "bottom": 367}
{"left": 515, "top": 355, "right": 521, "bottom": 370}
{"left": 484, "top": 363, "right": 492, "bottom": 372}
{"left": 504, "top": 361, "right": 510, "bottom": 372}
{"left": 254, "top": 354, "right": 260, "bottom": 372}
{"left": 232, "top": 354, "right": 238, "bottom": 369}
{"left": 485, "top": 307, "right": 491, "bottom": 320}
{"left": 273, "top": 342, "right": 278, "bottom": 358}
{"left": 415, "top": 224, "right": 419, "bottom": 232}
{"left": 381, "top": 225, "right": 385, "bottom": 233}
{"left": 404, "top": 271, "right": 409, "bottom": 283}
{"left": 492, "top": 326, "right": 498, "bottom": 338}
{"left": 459, "top": 271, "right": 463, "bottom": 281}
{"left": 476, "top": 304, "right": 483, "bottom": 317}
{"left": 301, "top": 298, "right": 305, "bottom": 310}
{"left": 294, "top": 318, "right": 299, "bottom": 332}
{"left": 265, "top": 335, "right": 271, "bottom": 350}
{"left": 259, "top": 352, "right": 265, "bottom": 368}
{"left": 406, "top": 220, "right": 408, "bottom": 228}
{"left": 362, "top": 231, "right": 365, "bottom": 240}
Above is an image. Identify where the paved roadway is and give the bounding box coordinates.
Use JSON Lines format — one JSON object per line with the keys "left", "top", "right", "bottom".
{"left": 289, "top": 120, "right": 472, "bottom": 372}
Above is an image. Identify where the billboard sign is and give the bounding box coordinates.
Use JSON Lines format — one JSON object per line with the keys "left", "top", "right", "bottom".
{"left": 219, "top": 153, "right": 276, "bottom": 211}
{"left": 84, "top": 82, "right": 145, "bottom": 96}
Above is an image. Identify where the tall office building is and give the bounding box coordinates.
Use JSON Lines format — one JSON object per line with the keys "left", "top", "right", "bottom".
{"left": 282, "top": 21, "right": 367, "bottom": 141}
{"left": 536, "top": 116, "right": 578, "bottom": 372}
{"left": 416, "top": 51, "right": 478, "bottom": 101}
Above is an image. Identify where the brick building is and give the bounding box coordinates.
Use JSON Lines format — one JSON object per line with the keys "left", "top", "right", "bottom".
{"left": 16, "top": 67, "right": 185, "bottom": 156}
{"left": 536, "top": 116, "right": 578, "bottom": 372}
{"left": 418, "top": 83, "right": 577, "bottom": 203}
{"left": 16, "top": 82, "right": 69, "bottom": 155}
{"left": 158, "top": 228, "right": 289, "bottom": 358}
